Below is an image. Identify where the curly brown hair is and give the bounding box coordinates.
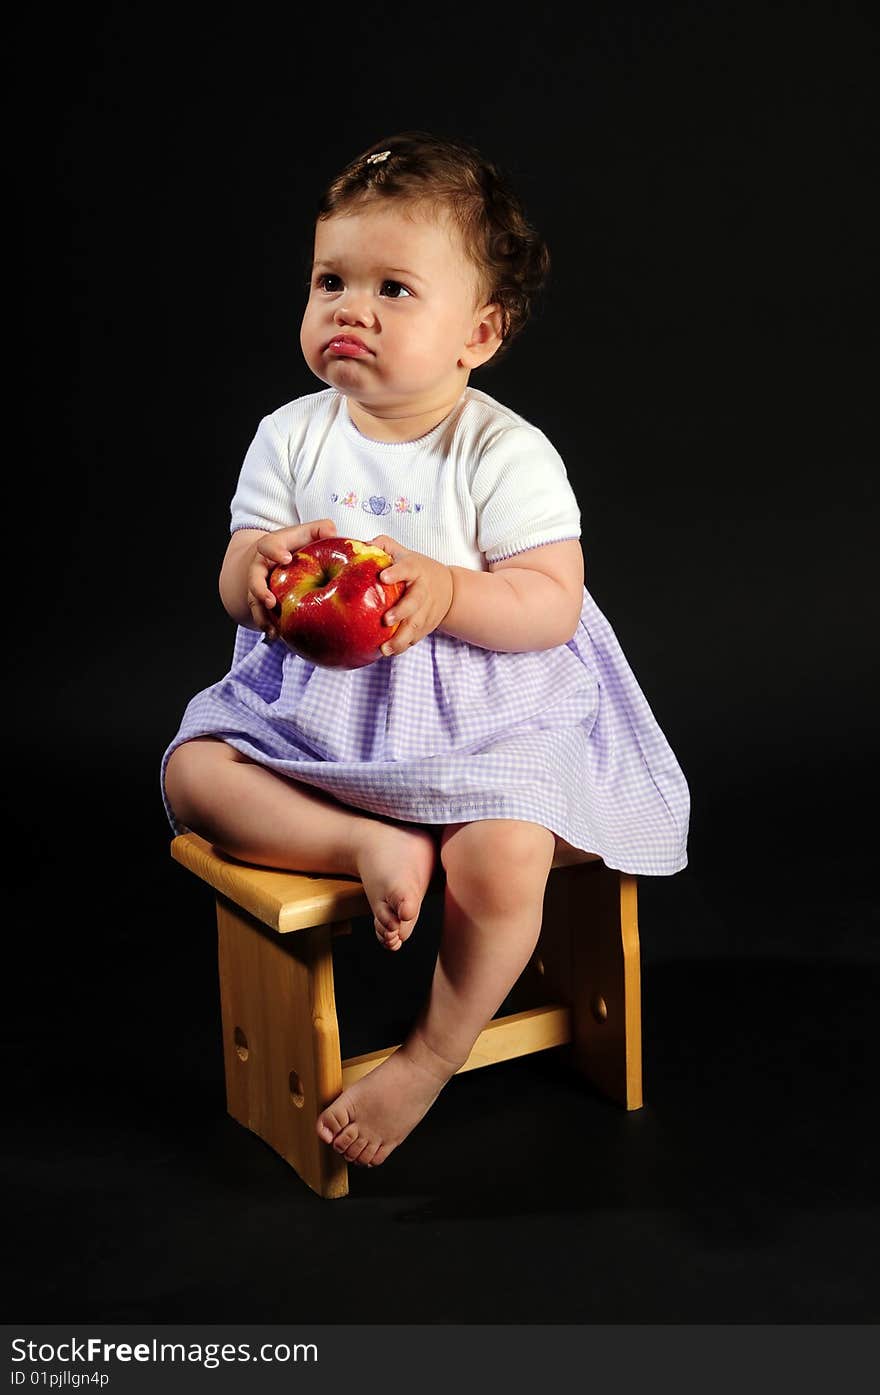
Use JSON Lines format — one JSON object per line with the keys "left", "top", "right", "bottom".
{"left": 314, "top": 130, "right": 550, "bottom": 363}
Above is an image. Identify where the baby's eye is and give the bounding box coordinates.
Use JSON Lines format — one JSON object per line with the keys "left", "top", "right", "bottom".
{"left": 380, "top": 280, "right": 412, "bottom": 299}
{"left": 316, "top": 273, "right": 343, "bottom": 292}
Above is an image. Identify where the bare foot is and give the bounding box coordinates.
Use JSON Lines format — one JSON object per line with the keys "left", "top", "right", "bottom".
{"left": 316, "top": 1030, "right": 466, "bottom": 1166}
{"left": 353, "top": 820, "right": 438, "bottom": 950}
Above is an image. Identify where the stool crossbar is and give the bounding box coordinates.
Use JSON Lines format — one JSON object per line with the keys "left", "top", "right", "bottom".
{"left": 171, "top": 830, "right": 642, "bottom": 1198}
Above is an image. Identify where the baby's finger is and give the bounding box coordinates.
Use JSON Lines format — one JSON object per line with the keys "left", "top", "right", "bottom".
{"left": 257, "top": 537, "right": 295, "bottom": 567}
{"left": 381, "top": 615, "right": 419, "bottom": 657}
{"left": 248, "top": 593, "right": 279, "bottom": 640}
{"left": 307, "top": 517, "right": 339, "bottom": 540}
{"left": 380, "top": 615, "right": 404, "bottom": 654}
{"left": 381, "top": 594, "right": 409, "bottom": 628}
{"left": 275, "top": 519, "right": 337, "bottom": 547}
{"left": 371, "top": 534, "right": 404, "bottom": 563}
{"left": 247, "top": 562, "right": 279, "bottom": 609}
{"left": 379, "top": 562, "right": 404, "bottom": 584}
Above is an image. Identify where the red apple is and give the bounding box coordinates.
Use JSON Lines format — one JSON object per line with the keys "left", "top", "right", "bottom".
{"left": 267, "top": 537, "right": 405, "bottom": 669}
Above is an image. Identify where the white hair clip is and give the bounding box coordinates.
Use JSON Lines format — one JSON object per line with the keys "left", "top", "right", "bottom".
{"left": 366, "top": 150, "right": 391, "bottom": 165}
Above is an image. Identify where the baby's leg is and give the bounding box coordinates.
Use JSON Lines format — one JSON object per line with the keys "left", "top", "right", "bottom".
{"left": 164, "top": 737, "right": 439, "bottom": 940}
{"left": 317, "top": 818, "right": 556, "bottom": 1167}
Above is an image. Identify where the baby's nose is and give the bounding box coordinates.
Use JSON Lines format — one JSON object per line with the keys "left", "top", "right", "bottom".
{"left": 334, "top": 296, "right": 375, "bottom": 327}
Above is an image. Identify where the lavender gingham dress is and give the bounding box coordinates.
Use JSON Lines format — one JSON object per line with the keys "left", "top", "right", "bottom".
{"left": 160, "top": 590, "right": 689, "bottom": 877}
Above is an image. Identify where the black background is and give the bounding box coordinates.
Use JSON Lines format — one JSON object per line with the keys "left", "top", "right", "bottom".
{"left": 8, "top": 1, "right": 878, "bottom": 1325}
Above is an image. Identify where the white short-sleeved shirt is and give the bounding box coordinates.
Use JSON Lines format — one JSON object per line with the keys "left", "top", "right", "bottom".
{"left": 229, "top": 385, "right": 582, "bottom": 568}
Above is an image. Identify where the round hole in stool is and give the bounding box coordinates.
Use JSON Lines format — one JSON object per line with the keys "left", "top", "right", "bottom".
{"left": 590, "top": 993, "right": 608, "bottom": 1024}
{"left": 234, "top": 1027, "right": 249, "bottom": 1061}
{"left": 289, "top": 1071, "right": 305, "bottom": 1108}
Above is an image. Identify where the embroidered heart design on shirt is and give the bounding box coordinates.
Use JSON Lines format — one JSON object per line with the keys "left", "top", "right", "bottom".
{"left": 363, "top": 495, "right": 391, "bottom": 516}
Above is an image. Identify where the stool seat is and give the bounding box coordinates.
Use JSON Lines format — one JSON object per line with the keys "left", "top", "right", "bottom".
{"left": 171, "top": 830, "right": 642, "bottom": 1198}
{"left": 171, "top": 831, "right": 600, "bottom": 932}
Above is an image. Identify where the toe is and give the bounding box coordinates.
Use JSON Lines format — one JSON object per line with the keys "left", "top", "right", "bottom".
{"left": 391, "top": 891, "right": 418, "bottom": 924}
{"left": 358, "top": 1140, "right": 381, "bottom": 1167}
{"left": 345, "top": 1136, "right": 370, "bottom": 1164}
{"left": 376, "top": 923, "right": 402, "bottom": 951}
{"left": 316, "top": 1104, "right": 349, "bottom": 1143}
{"left": 375, "top": 902, "right": 400, "bottom": 933}
{"left": 333, "top": 1122, "right": 359, "bottom": 1153}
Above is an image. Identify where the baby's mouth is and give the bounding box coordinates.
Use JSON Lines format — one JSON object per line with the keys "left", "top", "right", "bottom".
{"left": 326, "top": 336, "right": 373, "bottom": 357}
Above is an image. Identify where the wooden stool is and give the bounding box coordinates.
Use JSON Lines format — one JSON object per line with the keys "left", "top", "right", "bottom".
{"left": 171, "top": 831, "right": 642, "bottom": 1198}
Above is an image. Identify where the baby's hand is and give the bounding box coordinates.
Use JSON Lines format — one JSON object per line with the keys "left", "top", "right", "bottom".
{"left": 249, "top": 519, "right": 338, "bottom": 640}
{"left": 370, "top": 535, "right": 454, "bottom": 657}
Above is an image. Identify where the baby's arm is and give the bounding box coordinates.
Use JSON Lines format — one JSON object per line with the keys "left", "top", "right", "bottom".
{"left": 375, "top": 536, "right": 584, "bottom": 656}
{"left": 443, "top": 539, "right": 584, "bottom": 651}
{"left": 448, "top": 422, "right": 584, "bottom": 652}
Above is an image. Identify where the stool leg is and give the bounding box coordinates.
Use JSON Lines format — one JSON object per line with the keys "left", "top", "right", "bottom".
{"left": 541, "top": 862, "right": 643, "bottom": 1110}
{"left": 215, "top": 895, "right": 349, "bottom": 1198}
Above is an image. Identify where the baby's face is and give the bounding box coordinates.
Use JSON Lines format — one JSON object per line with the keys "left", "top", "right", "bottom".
{"left": 300, "top": 202, "right": 497, "bottom": 415}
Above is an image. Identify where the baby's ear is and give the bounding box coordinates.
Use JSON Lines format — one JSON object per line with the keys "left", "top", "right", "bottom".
{"left": 461, "top": 304, "right": 504, "bottom": 368}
